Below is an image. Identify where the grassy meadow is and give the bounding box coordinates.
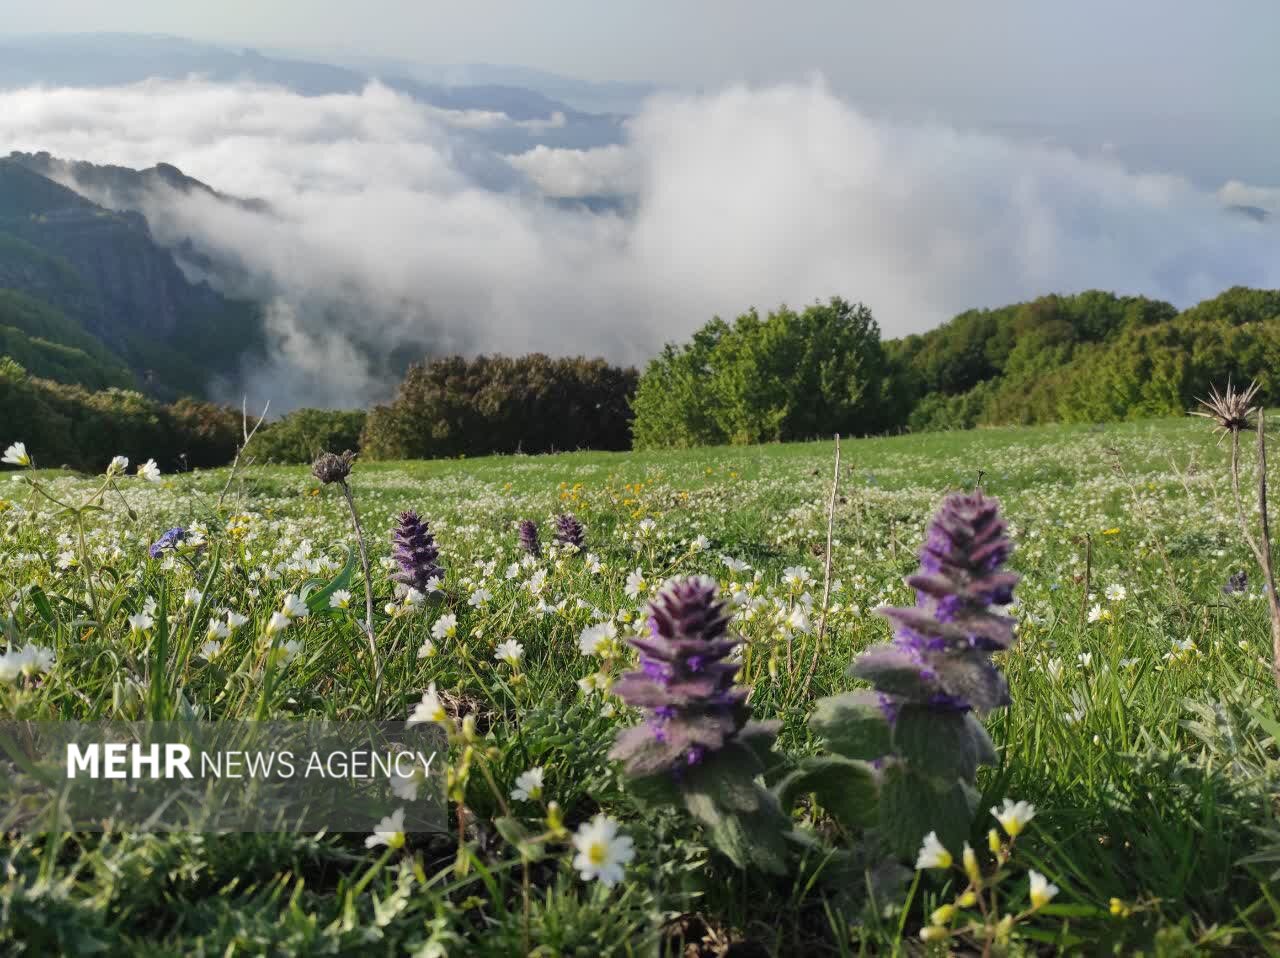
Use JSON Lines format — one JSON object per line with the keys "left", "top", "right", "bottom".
{"left": 2, "top": 415, "right": 1279, "bottom": 955}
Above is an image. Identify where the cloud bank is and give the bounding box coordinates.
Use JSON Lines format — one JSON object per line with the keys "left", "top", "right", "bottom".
{"left": 0, "top": 77, "right": 1276, "bottom": 410}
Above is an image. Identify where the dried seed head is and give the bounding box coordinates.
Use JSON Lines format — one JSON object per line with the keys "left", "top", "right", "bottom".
{"left": 1193, "top": 380, "right": 1261, "bottom": 435}
{"left": 312, "top": 450, "right": 356, "bottom": 484}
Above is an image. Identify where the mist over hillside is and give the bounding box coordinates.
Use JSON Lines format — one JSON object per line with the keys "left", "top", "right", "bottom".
{"left": 0, "top": 34, "right": 1277, "bottom": 413}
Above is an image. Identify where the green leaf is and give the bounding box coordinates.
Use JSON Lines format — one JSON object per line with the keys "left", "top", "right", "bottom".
{"left": 809, "top": 690, "right": 891, "bottom": 760}
{"left": 879, "top": 762, "right": 975, "bottom": 859}
{"left": 683, "top": 741, "right": 766, "bottom": 815}
{"left": 689, "top": 786, "right": 790, "bottom": 875}
{"left": 304, "top": 547, "right": 357, "bottom": 615}
{"left": 28, "top": 585, "right": 55, "bottom": 624}
{"left": 774, "top": 754, "right": 879, "bottom": 829}
{"left": 892, "top": 706, "right": 996, "bottom": 783}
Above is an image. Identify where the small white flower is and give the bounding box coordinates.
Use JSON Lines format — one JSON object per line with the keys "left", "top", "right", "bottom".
{"left": 624, "top": 568, "right": 648, "bottom": 600}
{"left": 1104, "top": 584, "right": 1127, "bottom": 602}
{"left": 282, "top": 593, "right": 309, "bottom": 619}
{"left": 275, "top": 639, "right": 303, "bottom": 663}
{"left": 406, "top": 683, "right": 448, "bottom": 727}
{"left": 390, "top": 766, "right": 427, "bottom": 801}
{"left": 468, "top": 587, "right": 492, "bottom": 607}
{"left": 3, "top": 442, "right": 31, "bottom": 466}
{"left": 128, "top": 612, "right": 154, "bottom": 633}
{"left": 107, "top": 455, "right": 129, "bottom": 476}
{"left": 510, "top": 766, "right": 545, "bottom": 802}
{"left": 691, "top": 534, "right": 710, "bottom": 553}
{"left": 787, "top": 604, "right": 812, "bottom": 634}
{"left": 365, "top": 808, "right": 407, "bottom": 850}
{"left": 431, "top": 614, "right": 458, "bottom": 640}
{"left": 915, "top": 831, "right": 953, "bottom": 870}
{"left": 571, "top": 815, "right": 634, "bottom": 887}
{"left": 417, "top": 638, "right": 437, "bottom": 658}
{"left": 329, "top": 589, "right": 352, "bottom": 609}
{"left": 991, "top": 798, "right": 1036, "bottom": 837}
{"left": 265, "top": 611, "right": 291, "bottom": 635}
{"left": 1028, "top": 870, "right": 1059, "bottom": 909}
{"left": 137, "top": 459, "right": 161, "bottom": 482}
{"left": 579, "top": 621, "right": 618, "bottom": 656}
{"left": 206, "top": 619, "right": 231, "bottom": 640}
{"left": 226, "top": 610, "right": 249, "bottom": 630}
{"left": 183, "top": 588, "right": 203, "bottom": 607}
{"left": 495, "top": 638, "right": 524, "bottom": 668}
{"left": 1046, "top": 657, "right": 1064, "bottom": 682}
{"left": 199, "top": 639, "right": 223, "bottom": 659}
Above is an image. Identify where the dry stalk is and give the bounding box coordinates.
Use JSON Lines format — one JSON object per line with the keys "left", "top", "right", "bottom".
{"left": 797, "top": 434, "right": 841, "bottom": 700}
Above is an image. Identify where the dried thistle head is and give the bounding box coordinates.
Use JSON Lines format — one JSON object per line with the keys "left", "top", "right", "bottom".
{"left": 312, "top": 449, "right": 356, "bottom": 484}
{"left": 1194, "top": 380, "right": 1261, "bottom": 435}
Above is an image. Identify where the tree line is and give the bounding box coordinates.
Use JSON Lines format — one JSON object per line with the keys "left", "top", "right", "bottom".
{"left": 4, "top": 286, "right": 1279, "bottom": 471}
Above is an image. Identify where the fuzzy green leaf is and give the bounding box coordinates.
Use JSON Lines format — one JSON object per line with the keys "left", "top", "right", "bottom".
{"left": 774, "top": 754, "right": 879, "bottom": 829}
{"left": 892, "top": 706, "right": 997, "bottom": 783}
{"left": 809, "top": 690, "right": 892, "bottom": 760}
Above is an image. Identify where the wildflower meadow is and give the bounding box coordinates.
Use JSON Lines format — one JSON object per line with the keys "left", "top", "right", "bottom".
{"left": 2, "top": 413, "right": 1279, "bottom": 955}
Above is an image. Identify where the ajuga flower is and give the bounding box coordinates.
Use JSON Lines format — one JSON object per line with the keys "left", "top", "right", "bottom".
{"left": 392, "top": 511, "right": 444, "bottom": 593}
{"left": 312, "top": 449, "right": 355, "bottom": 484}
{"left": 611, "top": 576, "right": 776, "bottom": 777}
{"left": 554, "top": 513, "right": 585, "bottom": 548}
{"left": 856, "top": 491, "right": 1019, "bottom": 717}
{"left": 149, "top": 527, "right": 186, "bottom": 559}
{"left": 518, "top": 519, "right": 541, "bottom": 557}
{"left": 1223, "top": 570, "right": 1248, "bottom": 595}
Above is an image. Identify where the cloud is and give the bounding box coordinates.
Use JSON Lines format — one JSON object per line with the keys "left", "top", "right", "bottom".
{"left": 0, "top": 76, "right": 1276, "bottom": 410}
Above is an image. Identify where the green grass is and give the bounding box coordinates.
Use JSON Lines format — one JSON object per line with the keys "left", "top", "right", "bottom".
{"left": 1, "top": 415, "right": 1279, "bottom": 954}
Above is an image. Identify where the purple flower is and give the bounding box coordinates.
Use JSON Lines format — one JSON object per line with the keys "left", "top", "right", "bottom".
{"left": 1223, "top": 570, "right": 1248, "bottom": 595}
{"left": 148, "top": 527, "right": 186, "bottom": 560}
{"left": 856, "top": 492, "right": 1019, "bottom": 719}
{"left": 554, "top": 513, "right": 585, "bottom": 549}
{"left": 391, "top": 511, "right": 443, "bottom": 593}
{"left": 518, "top": 519, "right": 541, "bottom": 557}
{"left": 610, "top": 576, "right": 776, "bottom": 778}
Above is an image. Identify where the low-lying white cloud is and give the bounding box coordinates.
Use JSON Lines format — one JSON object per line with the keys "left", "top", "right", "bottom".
{"left": 0, "top": 76, "right": 1276, "bottom": 410}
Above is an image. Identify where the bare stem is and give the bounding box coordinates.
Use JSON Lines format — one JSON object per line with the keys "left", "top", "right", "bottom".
{"left": 1254, "top": 411, "right": 1280, "bottom": 689}
{"left": 215, "top": 397, "right": 269, "bottom": 515}
{"left": 339, "top": 480, "right": 381, "bottom": 688}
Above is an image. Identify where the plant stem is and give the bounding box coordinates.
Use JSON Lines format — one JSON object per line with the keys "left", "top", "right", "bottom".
{"left": 799, "top": 434, "right": 841, "bottom": 700}
{"left": 339, "top": 479, "right": 381, "bottom": 689}
{"left": 1254, "top": 411, "right": 1280, "bottom": 689}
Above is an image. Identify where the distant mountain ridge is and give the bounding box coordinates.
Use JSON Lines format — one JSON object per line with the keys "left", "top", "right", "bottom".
{"left": 0, "top": 155, "right": 264, "bottom": 397}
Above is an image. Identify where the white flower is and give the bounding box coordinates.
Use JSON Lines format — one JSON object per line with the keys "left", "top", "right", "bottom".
{"left": 226, "top": 610, "right": 249, "bottom": 630}
{"left": 365, "top": 808, "right": 407, "bottom": 850}
{"left": 637, "top": 518, "right": 656, "bottom": 536}
{"left": 571, "top": 815, "right": 634, "bottom": 887}
{"left": 107, "top": 455, "right": 129, "bottom": 476}
{"left": 468, "top": 587, "right": 492, "bottom": 607}
{"left": 275, "top": 639, "right": 303, "bottom": 663}
{"left": 915, "top": 831, "right": 953, "bottom": 870}
{"left": 406, "top": 683, "right": 448, "bottom": 727}
{"left": 624, "top": 568, "right": 648, "bottom": 600}
{"left": 3, "top": 442, "right": 31, "bottom": 466}
{"left": 1028, "top": 870, "right": 1059, "bottom": 909}
{"left": 390, "top": 766, "right": 427, "bottom": 801}
{"left": 206, "top": 619, "right": 231, "bottom": 640}
{"left": 128, "top": 612, "right": 154, "bottom": 634}
{"left": 282, "top": 593, "right": 309, "bottom": 619}
{"left": 691, "top": 535, "right": 710, "bottom": 553}
{"left": 991, "top": 798, "right": 1036, "bottom": 837}
{"left": 495, "top": 638, "right": 524, "bottom": 668}
{"left": 137, "top": 459, "right": 161, "bottom": 482}
{"left": 431, "top": 614, "right": 458, "bottom": 640}
{"left": 579, "top": 621, "right": 618, "bottom": 656}
{"left": 329, "top": 589, "right": 352, "bottom": 609}
{"left": 510, "top": 766, "right": 545, "bottom": 802}
{"left": 787, "top": 604, "right": 812, "bottom": 634}
{"left": 183, "top": 588, "right": 203, "bottom": 607}
{"left": 417, "top": 638, "right": 437, "bottom": 658}
{"left": 1104, "top": 584, "right": 1127, "bottom": 602}
{"left": 1045, "top": 657, "right": 1064, "bottom": 682}
{"left": 722, "top": 555, "right": 751, "bottom": 574}
{"left": 782, "top": 565, "right": 813, "bottom": 590}
{"left": 0, "top": 645, "right": 55, "bottom": 681}
{"left": 1077, "top": 652, "right": 1093, "bottom": 668}
{"left": 265, "top": 611, "right": 291, "bottom": 635}
{"left": 199, "top": 640, "right": 223, "bottom": 659}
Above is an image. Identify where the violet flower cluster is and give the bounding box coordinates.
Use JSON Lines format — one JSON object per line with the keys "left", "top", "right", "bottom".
{"left": 855, "top": 491, "right": 1019, "bottom": 720}
{"left": 518, "top": 519, "right": 541, "bottom": 557}
{"left": 554, "top": 513, "right": 585, "bottom": 548}
{"left": 149, "top": 527, "right": 186, "bottom": 560}
{"left": 611, "top": 576, "right": 775, "bottom": 778}
{"left": 391, "top": 511, "right": 444, "bottom": 593}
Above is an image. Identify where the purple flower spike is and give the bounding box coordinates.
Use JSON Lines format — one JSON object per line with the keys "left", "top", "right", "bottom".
{"left": 553, "top": 513, "right": 585, "bottom": 549}
{"left": 391, "top": 511, "right": 443, "bottom": 593}
{"left": 858, "top": 491, "right": 1019, "bottom": 718}
{"left": 149, "top": 527, "right": 186, "bottom": 560}
{"left": 610, "top": 576, "right": 776, "bottom": 778}
{"left": 518, "top": 519, "right": 541, "bottom": 557}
